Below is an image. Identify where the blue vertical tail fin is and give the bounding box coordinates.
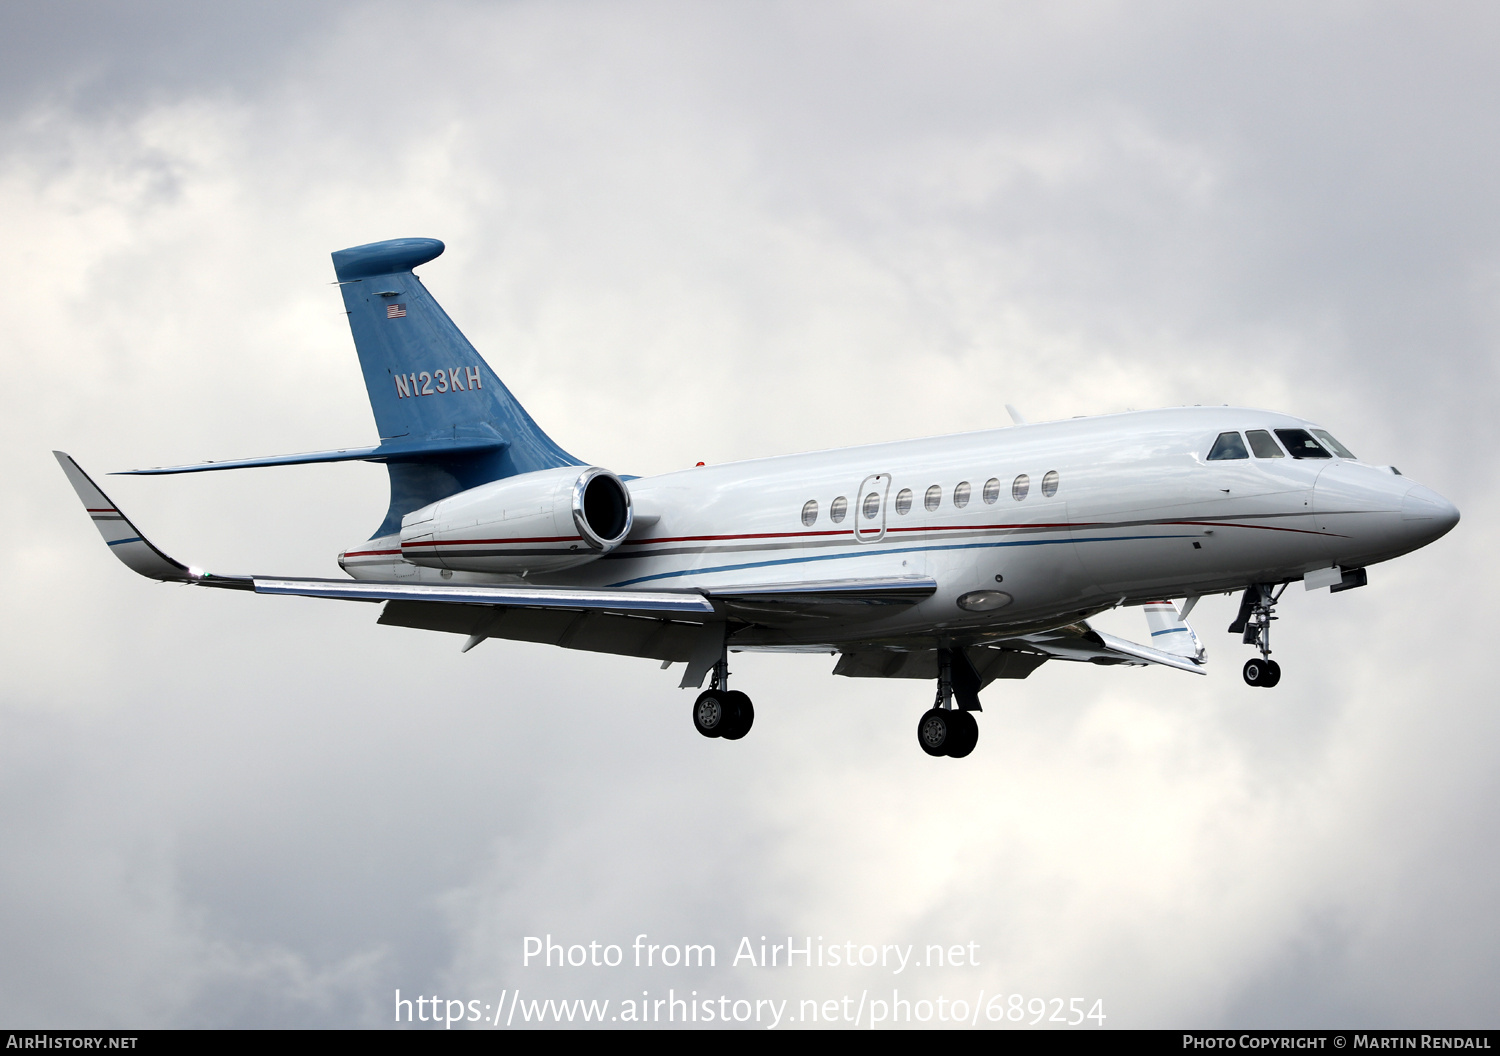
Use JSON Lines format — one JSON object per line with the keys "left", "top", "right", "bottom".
{"left": 331, "top": 238, "right": 583, "bottom": 537}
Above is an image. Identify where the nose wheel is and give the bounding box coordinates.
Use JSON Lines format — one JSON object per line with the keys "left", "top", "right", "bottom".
{"left": 1229, "top": 583, "right": 1287, "bottom": 688}
{"left": 1242, "top": 657, "right": 1281, "bottom": 687}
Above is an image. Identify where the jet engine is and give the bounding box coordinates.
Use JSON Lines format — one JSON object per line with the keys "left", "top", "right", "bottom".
{"left": 399, "top": 466, "right": 633, "bottom": 574}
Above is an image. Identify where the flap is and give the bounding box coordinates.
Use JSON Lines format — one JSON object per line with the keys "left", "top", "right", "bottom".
{"left": 707, "top": 576, "right": 937, "bottom": 621}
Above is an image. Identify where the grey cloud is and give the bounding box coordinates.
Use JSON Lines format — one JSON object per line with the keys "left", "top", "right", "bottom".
{"left": 0, "top": 1, "right": 350, "bottom": 115}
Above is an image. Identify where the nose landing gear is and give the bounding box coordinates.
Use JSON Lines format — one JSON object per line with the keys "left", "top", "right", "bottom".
{"left": 1230, "top": 583, "right": 1284, "bottom": 687}
{"left": 917, "top": 648, "right": 982, "bottom": 757}
{"left": 1242, "top": 656, "right": 1280, "bottom": 687}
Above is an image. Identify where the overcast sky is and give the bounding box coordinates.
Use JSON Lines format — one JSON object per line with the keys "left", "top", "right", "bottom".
{"left": 2, "top": 0, "right": 1496, "bottom": 1029}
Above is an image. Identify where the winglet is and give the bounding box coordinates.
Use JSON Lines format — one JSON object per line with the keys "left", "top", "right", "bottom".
{"left": 53, "top": 452, "right": 252, "bottom": 590}
{"left": 1143, "top": 599, "right": 1207, "bottom": 665}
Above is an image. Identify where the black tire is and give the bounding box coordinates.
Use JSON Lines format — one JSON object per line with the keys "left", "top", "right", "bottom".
{"left": 1263, "top": 660, "right": 1282, "bottom": 688}
{"left": 946, "top": 710, "right": 979, "bottom": 759}
{"left": 693, "top": 690, "right": 729, "bottom": 738}
{"left": 720, "top": 691, "right": 755, "bottom": 740}
{"left": 917, "top": 708, "right": 953, "bottom": 757}
{"left": 1243, "top": 658, "right": 1269, "bottom": 687}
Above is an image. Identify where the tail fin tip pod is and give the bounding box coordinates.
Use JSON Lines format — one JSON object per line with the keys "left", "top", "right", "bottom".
{"left": 331, "top": 237, "right": 446, "bottom": 281}
{"left": 332, "top": 237, "right": 584, "bottom": 538}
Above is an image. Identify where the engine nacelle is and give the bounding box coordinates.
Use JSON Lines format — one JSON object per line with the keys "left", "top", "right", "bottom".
{"left": 399, "top": 466, "right": 633, "bottom": 574}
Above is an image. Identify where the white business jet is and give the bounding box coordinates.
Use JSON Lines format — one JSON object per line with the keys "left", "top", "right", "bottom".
{"left": 56, "top": 238, "right": 1460, "bottom": 758}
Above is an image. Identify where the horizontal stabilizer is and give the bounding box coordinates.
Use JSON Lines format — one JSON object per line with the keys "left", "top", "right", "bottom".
{"left": 115, "top": 434, "right": 508, "bottom": 475}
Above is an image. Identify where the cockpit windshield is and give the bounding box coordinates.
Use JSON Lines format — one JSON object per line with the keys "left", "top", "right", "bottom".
{"left": 1274, "top": 429, "right": 1331, "bottom": 459}
{"left": 1207, "top": 432, "right": 1249, "bottom": 460}
{"left": 1310, "top": 429, "right": 1356, "bottom": 459}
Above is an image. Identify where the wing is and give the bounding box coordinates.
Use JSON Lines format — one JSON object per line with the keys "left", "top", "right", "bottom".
{"left": 55, "top": 451, "right": 714, "bottom": 620}
{"left": 54, "top": 450, "right": 248, "bottom": 587}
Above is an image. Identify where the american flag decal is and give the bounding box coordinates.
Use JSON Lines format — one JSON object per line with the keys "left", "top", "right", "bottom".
{"left": 386, "top": 303, "right": 407, "bottom": 319}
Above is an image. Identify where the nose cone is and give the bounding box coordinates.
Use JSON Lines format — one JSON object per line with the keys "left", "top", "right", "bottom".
{"left": 1401, "top": 485, "right": 1461, "bottom": 544}
{"left": 1312, "top": 463, "right": 1458, "bottom": 564}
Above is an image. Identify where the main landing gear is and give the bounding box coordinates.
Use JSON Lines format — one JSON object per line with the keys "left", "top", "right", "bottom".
{"left": 691, "top": 652, "right": 755, "bottom": 740}
{"left": 1229, "top": 583, "right": 1285, "bottom": 688}
{"left": 917, "top": 648, "right": 981, "bottom": 758}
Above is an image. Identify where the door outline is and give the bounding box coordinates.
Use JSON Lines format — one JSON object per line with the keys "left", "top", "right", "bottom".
{"left": 854, "top": 473, "right": 892, "bottom": 544}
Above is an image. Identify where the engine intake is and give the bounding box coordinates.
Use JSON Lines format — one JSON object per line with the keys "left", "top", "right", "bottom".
{"left": 399, "top": 466, "right": 633, "bottom": 574}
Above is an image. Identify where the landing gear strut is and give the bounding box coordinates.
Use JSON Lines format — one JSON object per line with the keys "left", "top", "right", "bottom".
{"left": 1229, "top": 583, "right": 1284, "bottom": 688}
{"left": 692, "top": 650, "right": 754, "bottom": 740}
{"left": 917, "top": 648, "right": 981, "bottom": 757}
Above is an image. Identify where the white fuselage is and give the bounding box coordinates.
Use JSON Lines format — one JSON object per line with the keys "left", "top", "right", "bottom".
{"left": 340, "top": 407, "right": 1458, "bottom": 650}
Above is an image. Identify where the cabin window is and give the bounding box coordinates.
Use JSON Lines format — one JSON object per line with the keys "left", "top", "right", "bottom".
{"left": 1275, "top": 429, "right": 1331, "bottom": 459}
{"left": 862, "top": 491, "right": 881, "bottom": 519}
{"left": 1311, "top": 429, "right": 1356, "bottom": 459}
{"left": 895, "top": 488, "right": 913, "bottom": 515}
{"left": 1207, "top": 432, "right": 1249, "bottom": 460}
{"left": 924, "top": 485, "right": 942, "bottom": 511}
{"left": 1041, "top": 470, "right": 1060, "bottom": 497}
{"left": 1246, "top": 430, "right": 1284, "bottom": 458}
{"left": 953, "top": 481, "right": 971, "bottom": 508}
{"left": 1012, "top": 474, "right": 1030, "bottom": 501}
{"left": 801, "top": 499, "right": 818, "bottom": 527}
{"left": 983, "top": 478, "right": 1001, "bottom": 504}
{"left": 830, "top": 496, "right": 848, "bottom": 523}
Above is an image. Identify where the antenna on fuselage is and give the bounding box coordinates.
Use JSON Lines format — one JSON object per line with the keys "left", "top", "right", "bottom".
{"left": 1005, "top": 404, "right": 1028, "bottom": 426}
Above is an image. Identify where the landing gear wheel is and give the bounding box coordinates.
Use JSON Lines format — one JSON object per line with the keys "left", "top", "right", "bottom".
{"left": 720, "top": 690, "right": 755, "bottom": 740}
{"left": 917, "top": 708, "right": 955, "bottom": 757}
{"left": 1243, "top": 658, "right": 1271, "bottom": 687}
{"left": 693, "top": 690, "right": 730, "bottom": 738}
{"left": 945, "top": 710, "right": 979, "bottom": 759}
